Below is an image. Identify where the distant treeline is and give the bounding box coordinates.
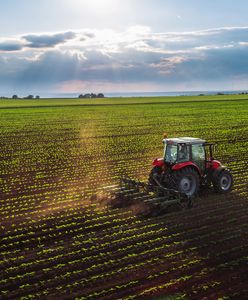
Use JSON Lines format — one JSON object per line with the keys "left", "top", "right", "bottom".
{"left": 198, "top": 91, "right": 248, "bottom": 96}
{"left": 1, "top": 91, "right": 248, "bottom": 99}
{"left": 78, "top": 93, "right": 105, "bottom": 98}
{"left": 0, "top": 95, "right": 40, "bottom": 99}
{"left": 0, "top": 93, "right": 105, "bottom": 99}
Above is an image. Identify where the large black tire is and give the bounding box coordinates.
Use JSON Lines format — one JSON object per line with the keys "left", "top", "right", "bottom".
{"left": 172, "top": 167, "right": 200, "bottom": 197}
{"left": 212, "top": 169, "right": 233, "bottom": 193}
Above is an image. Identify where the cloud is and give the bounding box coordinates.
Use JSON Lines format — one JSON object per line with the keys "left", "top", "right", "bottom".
{"left": 0, "top": 40, "right": 23, "bottom": 52}
{"left": 2, "top": 26, "right": 248, "bottom": 93}
{"left": 23, "top": 31, "right": 76, "bottom": 48}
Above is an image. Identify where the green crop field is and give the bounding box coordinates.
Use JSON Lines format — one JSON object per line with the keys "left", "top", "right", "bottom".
{"left": 1, "top": 95, "right": 248, "bottom": 299}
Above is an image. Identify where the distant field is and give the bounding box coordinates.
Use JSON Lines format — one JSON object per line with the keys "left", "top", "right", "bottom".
{"left": 1, "top": 93, "right": 248, "bottom": 108}
{"left": 1, "top": 95, "right": 248, "bottom": 299}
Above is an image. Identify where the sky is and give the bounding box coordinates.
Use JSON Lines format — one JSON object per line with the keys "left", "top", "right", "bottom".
{"left": 1, "top": 0, "right": 248, "bottom": 96}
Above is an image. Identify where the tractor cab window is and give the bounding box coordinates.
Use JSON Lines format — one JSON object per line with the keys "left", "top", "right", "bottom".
{"left": 165, "top": 144, "right": 177, "bottom": 163}
{"left": 192, "top": 144, "right": 205, "bottom": 171}
{"left": 177, "top": 143, "right": 190, "bottom": 162}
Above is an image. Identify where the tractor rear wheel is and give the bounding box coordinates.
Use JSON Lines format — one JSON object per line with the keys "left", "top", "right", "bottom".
{"left": 212, "top": 169, "right": 233, "bottom": 193}
{"left": 172, "top": 167, "right": 199, "bottom": 197}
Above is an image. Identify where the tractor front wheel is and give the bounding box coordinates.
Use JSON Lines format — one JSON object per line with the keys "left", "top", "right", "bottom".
{"left": 172, "top": 168, "right": 200, "bottom": 197}
{"left": 212, "top": 169, "right": 233, "bottom": 193}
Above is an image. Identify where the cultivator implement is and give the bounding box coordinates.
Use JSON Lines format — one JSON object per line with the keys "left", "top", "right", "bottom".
{"left": 100, "top": 177, "right": 192, "bottom": 216}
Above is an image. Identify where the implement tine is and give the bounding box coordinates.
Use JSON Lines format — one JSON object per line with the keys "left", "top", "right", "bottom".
{"left": 113, "top": 176, "right": 191, "bottom": 210}
{"left": 121, "top": 176, "right": 144, "bottom": 191}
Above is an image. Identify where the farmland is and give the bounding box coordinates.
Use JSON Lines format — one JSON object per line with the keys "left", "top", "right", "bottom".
{"left": 1, "top": 94, "right": 248, "bottom": 299}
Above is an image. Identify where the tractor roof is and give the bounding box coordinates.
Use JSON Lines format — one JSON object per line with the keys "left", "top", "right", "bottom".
{"left": 163, "top": 137, "right": 206, "bottom": 145}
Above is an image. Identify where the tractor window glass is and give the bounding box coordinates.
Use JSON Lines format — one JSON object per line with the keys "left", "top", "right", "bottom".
{"left": 178, "top": 144, "right": 190, "bottom": 162}
{"left": 165, "top": 144, "right": 177, "bottom": 163}
{"left": 192, "top": 144, "right": 205, "bottom": 161}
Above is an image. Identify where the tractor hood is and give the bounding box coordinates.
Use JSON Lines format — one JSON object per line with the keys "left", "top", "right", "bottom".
{"left": 152, "top": 158, "right": 165, "bottom": 167}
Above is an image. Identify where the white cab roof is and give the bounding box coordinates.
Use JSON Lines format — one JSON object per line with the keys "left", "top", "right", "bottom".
{"left": 163, "top": 137, "right": 206, "bottom": 144}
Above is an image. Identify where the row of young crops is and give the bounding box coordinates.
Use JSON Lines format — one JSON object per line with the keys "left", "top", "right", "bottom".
{"left": 1, "top": 96, "right": 248, "bottom": 299}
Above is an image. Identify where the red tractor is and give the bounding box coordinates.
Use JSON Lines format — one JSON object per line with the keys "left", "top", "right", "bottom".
{"left": 149, "top": 137, "right": 233, "bottom": 197}
{"left": 104, "top": 136, "right": 233, "bottom": 214}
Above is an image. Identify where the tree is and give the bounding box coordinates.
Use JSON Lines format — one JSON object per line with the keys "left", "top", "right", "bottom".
{"left": 12, "top": 95, "right": 18, "bottom": 99}
{"left": 78, "top": 93, "right": 104, "bottom": 99}
{"left": 24, "top": 95, "right": 34, "bottom": 99}
{"left": 35, "top": 95, "right": 40, "bottom": 99}
{"left": 97, "top": 93, "right": 104, "bottom": 98}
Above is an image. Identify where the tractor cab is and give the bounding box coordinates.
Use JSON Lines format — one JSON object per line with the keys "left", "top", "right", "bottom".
{"left": 163, "top": 137, "right": 207, "bottom": 171}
